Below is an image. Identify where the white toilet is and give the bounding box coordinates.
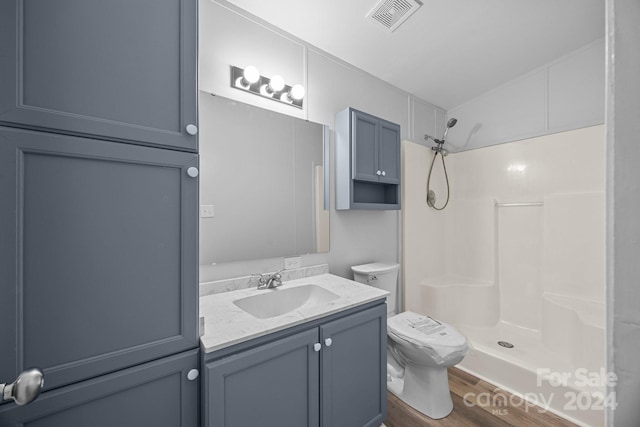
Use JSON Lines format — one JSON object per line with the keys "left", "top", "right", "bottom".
{"left": 351, "top": 262, "right": 469, "bottom": 419}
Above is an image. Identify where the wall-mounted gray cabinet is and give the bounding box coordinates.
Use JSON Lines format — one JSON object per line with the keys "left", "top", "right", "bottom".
{"left": 336, "top": 108, "right": 401, "bottom": 210}
{"left": 0, "top": 0, "right": 198, "bottom": 152}
{"left": 0, "top": 126, "right": 199, "bottom": 393}
{"left": 0, "top": 350, "right": 199, "bottom": 426}
{"left": 203, "top": 303, "right": 387, "bottom": 427}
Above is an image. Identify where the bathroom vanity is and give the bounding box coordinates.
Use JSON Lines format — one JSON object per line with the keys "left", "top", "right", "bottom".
{"left": 199, "top": 274, "right": 388, "bottom": 427}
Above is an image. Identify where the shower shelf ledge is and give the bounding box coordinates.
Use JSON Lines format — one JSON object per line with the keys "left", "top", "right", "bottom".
{"left": 495, "top": 201, "right": 543, "bottom": 207}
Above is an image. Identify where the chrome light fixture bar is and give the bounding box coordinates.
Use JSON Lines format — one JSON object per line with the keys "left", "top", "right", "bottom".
{"left": 230, "top": 65, "right": 304, "bottom": 109}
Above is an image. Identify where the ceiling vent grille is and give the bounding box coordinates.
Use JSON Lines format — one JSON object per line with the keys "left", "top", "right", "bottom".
{"left": 366, "top": 0, "right": 423, "bottom": 32}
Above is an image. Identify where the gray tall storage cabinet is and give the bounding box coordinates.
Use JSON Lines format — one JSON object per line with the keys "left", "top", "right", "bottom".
{"left": 0, "top": 1, "right": 199, "bottom": 425}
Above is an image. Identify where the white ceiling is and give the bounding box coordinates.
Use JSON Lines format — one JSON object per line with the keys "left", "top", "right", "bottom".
{"left": 224, "top": 0, "right": 605, "bottom": 109}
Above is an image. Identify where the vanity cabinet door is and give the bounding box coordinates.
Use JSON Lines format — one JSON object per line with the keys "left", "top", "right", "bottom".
{"left": 0, "top": 0, "right": 198, "bottom": 151}
{"left": 320, "top": 304, "right": 387, "bottom": 427}
{"left": 0, "top": 126, "right": 199, "bottom": 393}
{"left": 204, "top": 329, "right": 320, "bottom": 427}
{"left": 0, "top": 350, "right": 199, "bottom": 426}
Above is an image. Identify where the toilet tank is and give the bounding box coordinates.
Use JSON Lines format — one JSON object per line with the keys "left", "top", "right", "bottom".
{"left": 351, "top": 262, "right": 400, "bottom": 315}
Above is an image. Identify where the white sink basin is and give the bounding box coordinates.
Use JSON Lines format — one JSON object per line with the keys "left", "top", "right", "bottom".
{"left": 233, "top": 284, "right": 340, "bottom": 319}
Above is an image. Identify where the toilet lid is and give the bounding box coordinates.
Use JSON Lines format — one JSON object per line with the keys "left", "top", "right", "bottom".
{"left": 387, "top": 311, "right": 467, "bottom": 351}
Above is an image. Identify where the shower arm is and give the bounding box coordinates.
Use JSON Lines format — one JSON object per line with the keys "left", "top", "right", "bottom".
{"left": 425, "top": 134, "right": 447, "bottom": 155}
{"left": 424, "top": 134, "right": 444, "bottom": 145}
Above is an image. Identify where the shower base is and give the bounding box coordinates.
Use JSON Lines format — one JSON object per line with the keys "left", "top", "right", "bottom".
{"left": 420, "top": 279, "right": 606, "bottom": 426}
{"left": 457, "top": 321, "right": 605, "bottom": 427}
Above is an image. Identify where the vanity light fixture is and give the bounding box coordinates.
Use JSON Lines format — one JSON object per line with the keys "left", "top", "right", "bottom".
{"left": 230, "top": 65, "right": 304, "bottom": 109}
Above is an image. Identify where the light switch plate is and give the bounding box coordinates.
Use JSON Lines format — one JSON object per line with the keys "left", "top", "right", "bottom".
{"left": 284, "top": 256, "right": 301, "bottom": 269}
{"left": 200, "top": 205, "right": 214, "bottom": 218}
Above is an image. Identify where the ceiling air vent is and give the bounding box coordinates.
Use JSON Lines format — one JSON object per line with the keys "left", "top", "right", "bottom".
{"left": 366, "top": 0, "right": 423, "bottom": 32}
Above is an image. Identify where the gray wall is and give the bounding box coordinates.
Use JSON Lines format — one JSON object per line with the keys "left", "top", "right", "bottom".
{"left": 606, "top": 0, "right": 640, "bottom": 425}
{"left": 198, "top": 0, "right": 445, "bottom": 281}
{"left": 199, "top": 0, "right": 608, "bottom": 282}
{"left": 447, "top": 38, "right": 605, "bottom": 151}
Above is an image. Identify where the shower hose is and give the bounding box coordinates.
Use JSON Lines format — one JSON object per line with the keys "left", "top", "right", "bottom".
{"left": 426, "top": 151, "right": 450, "bottom": 210}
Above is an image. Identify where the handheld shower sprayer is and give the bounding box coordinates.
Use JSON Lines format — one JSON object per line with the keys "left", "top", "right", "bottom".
{"left": 441, "top": 118, "right": 457, "bottom": 142}
{"left": 424, "top": 118, "right": 457, "bottom": 154}
{"left": 424, "top": 117, "right": 457, "bottom": 210}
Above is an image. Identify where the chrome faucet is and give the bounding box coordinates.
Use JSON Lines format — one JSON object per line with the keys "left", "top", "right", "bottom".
{"left": 254, "top": 270, "right": 283, "bottom": 290}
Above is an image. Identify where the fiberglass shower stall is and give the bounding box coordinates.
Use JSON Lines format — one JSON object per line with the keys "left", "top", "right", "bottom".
{"left": 402, "top": 125, "right": 605, "bottom": 427}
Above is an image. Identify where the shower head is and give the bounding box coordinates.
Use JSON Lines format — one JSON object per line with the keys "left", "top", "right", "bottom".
{"left": 442, "top": 117, "right": 458, "bottom": 142}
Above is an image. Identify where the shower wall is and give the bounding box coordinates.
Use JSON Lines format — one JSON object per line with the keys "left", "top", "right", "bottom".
{"left": 402, "top": 124, "right": 605, "bottom": 316}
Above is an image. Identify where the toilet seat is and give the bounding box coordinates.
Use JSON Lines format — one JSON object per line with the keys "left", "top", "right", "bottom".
{"left": 388, "top": 311, "right": 468, "bottom": 365}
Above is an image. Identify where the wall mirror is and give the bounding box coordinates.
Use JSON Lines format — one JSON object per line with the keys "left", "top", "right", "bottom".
{"left": 199, "top": 92, "right": 329, "bottom": 264}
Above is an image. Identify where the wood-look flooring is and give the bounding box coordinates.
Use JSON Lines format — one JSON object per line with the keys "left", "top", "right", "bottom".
{"left": 384, "top": 367, "right": 578, "bottom": 427}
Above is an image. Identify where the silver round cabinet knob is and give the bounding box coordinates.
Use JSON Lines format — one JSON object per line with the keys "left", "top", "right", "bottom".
{"left": 381, "top": 171, "right": 386, "bottom": 177}
{"left": 1, "top": 368, "right": 44, "bottom": 406}
{"left": 376, "top": 170, "right": 382, "bottom": 176}
{"left": 313, "top": 343, "right": 322, "bottom": 352}
{"left": 186, "top": 124, "right": 198, "bottom": 135}
{"left": 187, "top": 167, "right": 199, "bottom": 178}
{"left": 324, "top": 338, "right": 333, "bottom": 347}
{"left": 187, "top": 369, "right": 199, "bottom": 381}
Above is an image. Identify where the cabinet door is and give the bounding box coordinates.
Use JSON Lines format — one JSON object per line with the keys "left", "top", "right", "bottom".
{"left": 205, "top": 329, "right": 320, "bottom": 427}
{"left": 320, "top": 304, "right": 387, "bottom": 427}
{"left": 378, "top": 120, "right": 401, "bottom": 184}
{"left": 0, "top": 0, "right": 198, "bottom": 151}
{"left": 0, "top": 126, "right": 199, "bottom": 393}
{"left": 352, "top": 110, "right": 379, "bottom": 182}
{"left": 0, "top": 350, "right": 199, "bottom": 426}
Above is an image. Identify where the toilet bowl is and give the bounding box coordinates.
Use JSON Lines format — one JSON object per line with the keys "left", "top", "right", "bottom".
{"left": 351, "top": 262, "right": 469, "bottom": 419}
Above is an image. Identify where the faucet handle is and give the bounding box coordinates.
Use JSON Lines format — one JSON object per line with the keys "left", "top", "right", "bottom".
{"left": 268, "top": 270, "right": 284, "bottom": 288}
{"left": 251, "top": 273, "right": 269, "bottom": 289}
{"left": 252, "top": 270, "right": 285, "bottom": 289}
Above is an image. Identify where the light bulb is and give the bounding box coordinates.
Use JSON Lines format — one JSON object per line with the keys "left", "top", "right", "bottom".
{"left": 269, "top": 75, "right": 285, "bottom": 92}
{"left": 290, "top": 84, "right": 305, "bottom": 100}
{"left": 243, "top": 66, "right": 260, "bottom": 84}
{"left": 260, "top": 74, "right": 286, "bottom": 97}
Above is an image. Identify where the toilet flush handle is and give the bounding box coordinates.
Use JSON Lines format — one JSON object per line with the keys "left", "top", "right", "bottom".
{"left": 367, "top": 275, "right": 378, "bottom": 283}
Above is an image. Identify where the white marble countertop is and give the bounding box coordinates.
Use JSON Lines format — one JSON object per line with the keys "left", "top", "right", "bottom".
{"left": 199, "top": 273, "right": 388, "bottom": 353}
